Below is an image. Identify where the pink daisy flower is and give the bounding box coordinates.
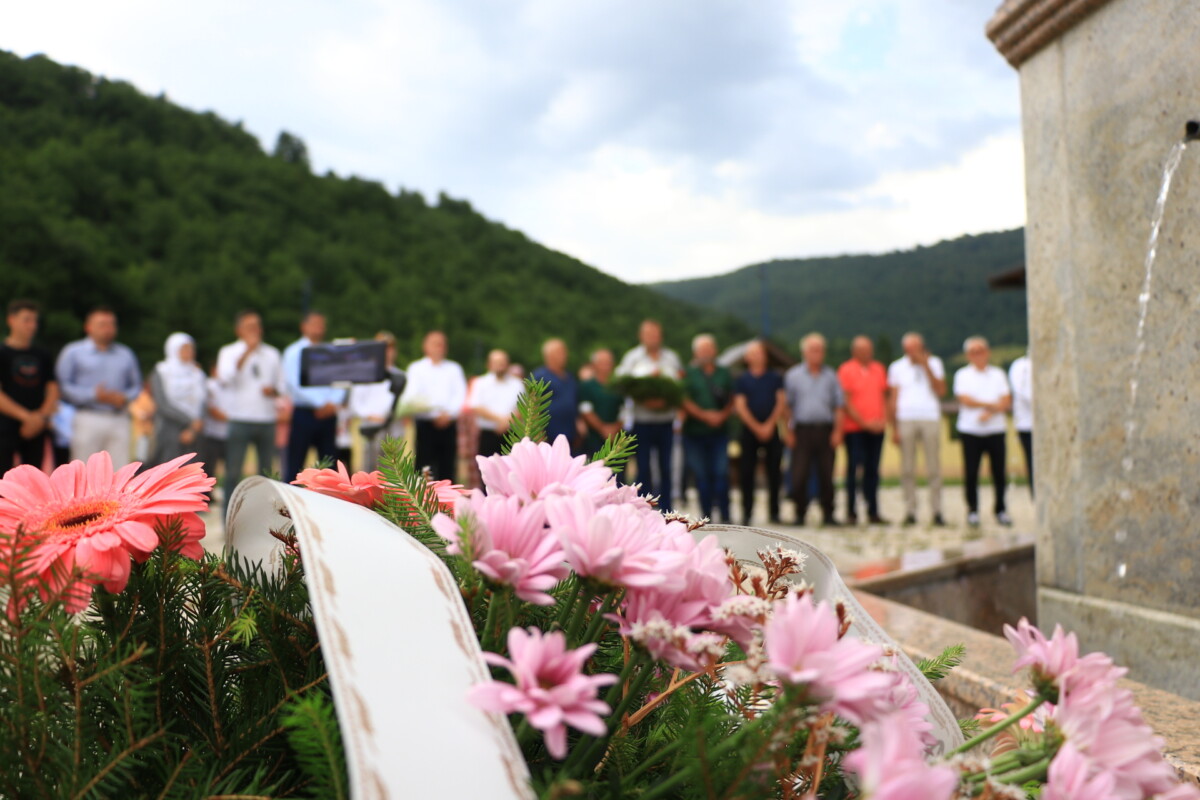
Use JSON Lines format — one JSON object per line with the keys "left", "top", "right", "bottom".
{"left": 477, "top": 436, "right": 613, "bottom": 502}
{"left": 0, "top": 452, "right": 213, "bottom": 614}
{"left": 469, "top": 626, "right": 617, "bottom": 759}
{"left": 618, "top": 533, "right": 728, "bottom": 623}
{"left": 431, "top": 492, "right": 567, "bottom": 605}
{"left": 544, "top": 494, "right": 685, "bottom": 590}
{"left": 977, "top": 690, "right": 1053, "bottom": 734}
{"left": 864, "top": 662, "right": 938, "bottom": 749}
{"left": 762, "top": 592, "right": 892, "bottom": 722}
{"left": 842, "top": 712, "right": 958, "bottom": 800}
{"left": 427, "top": 478, "right": 468, "bottom": 510}
{"left": 292, "top": 461, "right": 385, "bottom": 507}
{"left": 1024, "top": 629, "right": 1181, "bottom": 800}
{"left": 1041, "top": 743, "right": 1118, "bottom": 800}
{"left": 616, "top": 533, "right": 773, "bottom": 669}
{"left": 1004, "top": 617, "right": 1124, "bottom": 702}
{"left": 1052, "top": 689, "right": 1176, "bottom": 800}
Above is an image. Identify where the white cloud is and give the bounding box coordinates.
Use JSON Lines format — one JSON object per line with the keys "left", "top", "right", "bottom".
{"left": 503, "top": 133, "right": 1026, "bottom": 283}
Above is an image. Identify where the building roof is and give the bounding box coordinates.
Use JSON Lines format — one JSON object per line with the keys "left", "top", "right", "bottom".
{"left": 987, "top": 264, "right": 1027, "bottom": 289}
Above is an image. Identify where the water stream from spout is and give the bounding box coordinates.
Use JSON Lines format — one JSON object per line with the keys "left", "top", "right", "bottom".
{"left": 1122, "top": 141, "right": 1188, "bottom": 475}
{"left": 1112, "top": 142, "right": 1190, "bottom": 566}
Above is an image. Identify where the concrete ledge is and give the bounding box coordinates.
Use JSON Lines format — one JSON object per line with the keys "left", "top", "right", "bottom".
{"left": 848, "top": 541, "right": 1035, "bottom": 634}
{"left": 1040, "top": 587, "right": 1200, "bottom": 701}
{"left": 986, "top": 0, "right": 1115, "bottom": 67}
{"left": 856, "top": 592, "right": 1200, "bottom": 785}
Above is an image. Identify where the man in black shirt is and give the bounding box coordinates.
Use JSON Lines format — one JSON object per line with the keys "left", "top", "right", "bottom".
{"left": 0, "top": 300, "right": 59, "bottom": 472}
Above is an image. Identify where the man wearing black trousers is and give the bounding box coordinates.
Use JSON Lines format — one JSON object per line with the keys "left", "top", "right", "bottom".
{"left": 953, "top": 336, "right": 1013, "bottom": 528}
{"left": 282, "top": 311, "right": 342, "bottom": 481}
{"left": 0, "top": 300, "right": 59, "bottom": 472}
{"left": 783, "top": 333, "right": 845, "bottom": 527}
{"left": 732, "top": 340, "right": 787, "bottom": 526}
{"left": 400, "top": 331, "right": 467, "bottom": 482}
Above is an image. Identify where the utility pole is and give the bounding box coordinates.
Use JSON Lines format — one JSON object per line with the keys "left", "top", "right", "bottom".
{"left": 759, "top": 263, "right": 771, "bottom": 337}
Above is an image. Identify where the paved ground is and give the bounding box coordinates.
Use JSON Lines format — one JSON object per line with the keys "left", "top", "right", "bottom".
{"left": 202, "top": 481, "right": 1034, "bottom": 578}
{"left": 675, "top": 482, "right": 1036, "bottom": 577}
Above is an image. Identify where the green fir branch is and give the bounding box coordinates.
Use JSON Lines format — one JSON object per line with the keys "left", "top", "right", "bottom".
{"left": 282, "top": 693, "right": 349, "bottom": 800}
{"left": 503, "top": 378, "right": 552, "bottom": 451}
{"left": 589, "top": 429, "right": 637, "bottom": 473}
{"left": 376, "top": 437, "right": 448, "bottom": 553}
{"left": 959, "top": 716, "right": 983, "bottom": 739}
{"left": 917, "top": 643, "right": 966, "bottom": 683}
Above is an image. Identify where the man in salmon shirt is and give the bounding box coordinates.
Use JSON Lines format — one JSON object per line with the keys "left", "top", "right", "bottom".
{"left": 837, "top": 336, "right": 889, "bottom": 525}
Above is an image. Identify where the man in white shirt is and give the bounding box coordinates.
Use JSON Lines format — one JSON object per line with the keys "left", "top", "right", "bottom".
{"left": 615, "top": 319, "right": 684, "bottom": 512}
{"left": 1009, "top": 352, "right": 1033, "bottom": 496}
{"left": 887, "top": 332, "right": 947, "bottom": 526}
{"left": 954, "top": 336, "right": 1013, "bottom": 527}
{"left": 281, "top": 311, "right": 344, "bottom": 482}
{"left": 469, "top": 349, "right": 523, "bottom": 457}
{"left": 400, "top": 330, "right": 467, "bottom": 481}
{"left": 216, "top": 310, "right": 284, "bottom": 503}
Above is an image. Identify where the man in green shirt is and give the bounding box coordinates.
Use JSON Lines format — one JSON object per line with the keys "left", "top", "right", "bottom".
{"left": 681, "top": 334, "right": 734, "bottom": 522}
{"left": 578, "top": 348, "right": 624, "bottom": 458}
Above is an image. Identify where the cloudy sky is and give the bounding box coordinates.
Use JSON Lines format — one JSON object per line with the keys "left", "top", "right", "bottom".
{"left": 5, "top": 1, "right": 1025, "bottom": 283}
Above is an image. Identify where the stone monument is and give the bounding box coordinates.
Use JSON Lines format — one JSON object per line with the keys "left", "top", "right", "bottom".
{"left": 988, "top": 0, "right": 1200, "bottom": 698}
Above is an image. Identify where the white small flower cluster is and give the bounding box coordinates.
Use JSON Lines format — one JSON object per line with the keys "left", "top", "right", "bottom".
{"left": 710, "top": 595, "right": 771, "bottom": 622}
{"left": 685, "top": 633, "right": 727, "bottom": 662}
{"left": 629, "top": 617, "right": 689, "bottom": 646}
{"left": 724, "top": 638, "right": 773, "bottom": 687}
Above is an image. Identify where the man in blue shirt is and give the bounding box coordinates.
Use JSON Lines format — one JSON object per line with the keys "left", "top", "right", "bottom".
{"left": 531, "top": 338, "right": 578, "bottom": 451}
{"left": 281, "top": 311, "right": 344, "bottom": 481}
{"left": 732, "top": 340, "right": 787, "bottom": 526}
{"left": 55, "top": 306, "right": 142, "bottom": 467}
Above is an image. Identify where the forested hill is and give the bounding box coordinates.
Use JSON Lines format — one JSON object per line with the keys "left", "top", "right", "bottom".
{"left": 0, "top": 51, "right": 750, "bottom": 372}
{"left": 651, "top": 229, "right": 1027, "bottom": 363}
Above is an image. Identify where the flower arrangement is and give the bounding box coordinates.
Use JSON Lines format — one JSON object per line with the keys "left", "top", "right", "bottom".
{"left": 291, "top": 383, "right": 1200, "bottom": 800}
{"left": 0, "top": 380, "right": 1196, "bottom": 799}
{"left": 611, "top": 373, "right": 685, "bottom": 408}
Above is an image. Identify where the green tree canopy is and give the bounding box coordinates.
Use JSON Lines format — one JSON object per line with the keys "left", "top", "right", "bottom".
{"left": 0, "top": 51, "right": 750, "bottom": 375}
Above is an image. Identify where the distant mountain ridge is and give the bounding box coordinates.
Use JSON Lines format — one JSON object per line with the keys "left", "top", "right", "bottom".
{"left": 650, "top": 229, "right": 1027, "bottom": 363}
{"left": 0, "top": 51, "right": 750, "bottom": 371}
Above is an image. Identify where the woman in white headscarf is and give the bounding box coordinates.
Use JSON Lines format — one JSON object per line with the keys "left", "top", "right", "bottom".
{"left": 149, "top": 332, "right": 207, "bottom": 466}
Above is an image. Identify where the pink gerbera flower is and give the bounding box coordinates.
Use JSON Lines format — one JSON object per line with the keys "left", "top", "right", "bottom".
{"left": 477, "top": 436, "right": 613, "bottom": 502}
{"left": 469, "top": 626, "right": 617, "bottom": 759}
{"left": 545, "top": 494, "right": 685, "bottom": 590}
{"left": 1155, "top": 784, "right": 1200, "bottom": 800}
{"left": 431, "top": 492, "right": 567, "bottom": 605}
{"left": 1041, "top": 743, "right": 1118, "bottom": 800}
{"left": 427, "top": 478, "right": 468, "bottom": 510}
{"left": 0, "top": 453, "right": 213, "bottom": 613}
{"left": 842, "top": 713, "right": 958, "bottom": 800}
{"left": 1051, "top": 682, "right": 1177, "bottom": 800}
{"left": 292, "top": 461, "right": 385, "bottom": 507}
{"left": 762, "top": 592, "right": 892, "bottom": 722}
{"left": 1004, "top": 617, "right": 1127, "bottom": 702}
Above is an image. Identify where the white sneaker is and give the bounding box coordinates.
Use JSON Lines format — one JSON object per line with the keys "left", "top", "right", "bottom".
{"left": 967, "top": 512, "right": 981, "bottom": 528}
{"left": 996, "top": 511, "right": 1013, "bottom": 527}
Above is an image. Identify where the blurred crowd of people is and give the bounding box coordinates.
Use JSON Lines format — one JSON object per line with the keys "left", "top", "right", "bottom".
{"left": 0, "top": 301, "right": 1034, "bottom": 528}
